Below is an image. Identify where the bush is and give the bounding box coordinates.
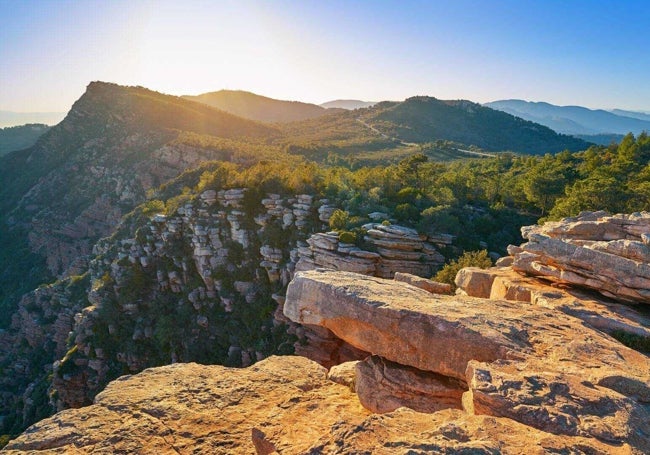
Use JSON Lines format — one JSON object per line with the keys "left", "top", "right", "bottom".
{"left": 434, "top": 250, "right": 492, "bottom": 290}
{"left": 338, "top": 231, "right": 357, "bottom": 244}
{"left": 329, "top": 209, "right": 350, "bottom": 231}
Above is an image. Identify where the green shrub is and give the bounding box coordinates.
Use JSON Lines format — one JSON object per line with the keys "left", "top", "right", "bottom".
{"left": 329, "top": 209, "right": 350, "bottom": 231}
{"left": 434, "top": 250, "right": 492, "bottom": 290}
{"left": 338, "top": 231, "right": 357, "bottom": 244}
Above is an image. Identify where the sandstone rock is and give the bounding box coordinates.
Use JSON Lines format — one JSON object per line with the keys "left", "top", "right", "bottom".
{"left": 327, "top": 360, "right": 358, "bottom": 388}
{"left": 295, "top": 224, "right": 445, "bottom": 280}
{"left": 284, "top": 270, "right": 650, "bottom": 451}
{"left": 285, "top": 270, "right": 525, "bottom": 380}
{"left": 393, "top": 272, "right": 452, "bottom": 294}
{"left": 513, "top": 211, "right": 650, "bottom": 303}
{"left": 355, "top": 355, "right": 465, "bottom": 414}
{"left": 454, "top": 267, "right": 496, "bottom": 298}
{"left": 292, "top": 324, "right": 369, "bottom": 369}
{"left": 457, "top": 266, "right": 650, "bottom": 341}
{"left": 4, "top": 356, "right": 632, "bottom": 455}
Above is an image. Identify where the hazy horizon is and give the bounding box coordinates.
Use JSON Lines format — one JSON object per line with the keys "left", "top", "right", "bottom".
{"left": 2, "top": 0, "right": 650, "bottom": 114}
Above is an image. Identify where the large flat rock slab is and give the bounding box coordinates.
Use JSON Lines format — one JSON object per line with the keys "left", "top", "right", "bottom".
{"left": 285, "top": 269, "right": 528, "bottom": 380}
{"left": 284, "top": 269, "right": 650, "bottom": 451}
{"left": 4, "top": 356, "right": 634, "bottom": 454}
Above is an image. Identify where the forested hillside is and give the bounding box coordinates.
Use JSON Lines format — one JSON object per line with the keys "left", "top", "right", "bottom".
{"left": 0, "top": 124, "right": 50, "bottom": 156}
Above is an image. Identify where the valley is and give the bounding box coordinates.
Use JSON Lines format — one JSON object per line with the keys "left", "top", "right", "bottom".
{"left": 0, "top": 81, "right": 649, "bottom": 452}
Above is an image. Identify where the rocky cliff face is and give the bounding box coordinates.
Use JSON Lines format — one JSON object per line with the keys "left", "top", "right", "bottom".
{"left": 0, "top": 275, "right": 89, "bottom": 435}
{"left": 51, "top": 189, "right": 322, "bottom": 410}
{"left": 49, "top": 186, "right": 449, "bottom": 412}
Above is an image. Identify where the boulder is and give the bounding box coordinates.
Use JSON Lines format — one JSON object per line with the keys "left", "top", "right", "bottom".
{"left": 355, "top": 355, "right": 465, "bottom": 414}
{"left": 285, "top": 270, "right": 528, "bottom": 380}
{"left": 327, "top": 360, "right": 358, "bottom": 388}
{"left": 454, "top": 267, "right": 495, "bottom": 298}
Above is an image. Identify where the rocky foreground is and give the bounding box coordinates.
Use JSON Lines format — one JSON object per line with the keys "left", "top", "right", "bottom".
{"left": 5, "top": 268, "right": 650, "bottom": 454}
{"left": 4, "top": 212, "right": 650, "bottom": 453}
{"left": 2, "top": 356, "right": 636, "bottom": 455}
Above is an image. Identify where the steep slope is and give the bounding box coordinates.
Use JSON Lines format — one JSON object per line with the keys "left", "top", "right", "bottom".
{"left": 183, "top": 89, "right": 335, "bottom": 123}
{"left": 0, "top": 81, "right": 279, "bottom": 321}
{"left": 486, "top": 99, "right": 650, "bottom": 135}
{"left": 361, "top": 97, "right": 589, "bottom": 154}
{"left": 0, "top": 124, "right": 50, "bottom": 156}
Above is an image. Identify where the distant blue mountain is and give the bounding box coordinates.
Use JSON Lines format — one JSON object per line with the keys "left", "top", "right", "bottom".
{"left": 609, "top": 109, "right": 650, "bottom": 122}
{"left": 484, "top": 100, "right": 650, "bottom": 136}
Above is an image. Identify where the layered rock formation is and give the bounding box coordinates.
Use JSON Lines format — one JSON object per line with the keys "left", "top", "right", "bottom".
{"left": 296, "top": 223, "right": 447, "bottom": 278}
{"left": 51, "top": 187, "right": 452, "bottom": 410}
{"left": 511, "top": 210, "right": 650, "bottom": 303}
{"left": 284, "top": 270, "right": 650, "bottom": 452}
{"left": 3, "top": 356, "right": 630, "bottom": 455}
{"left": 51, "top": 189, "right": 325, "bottom": 410}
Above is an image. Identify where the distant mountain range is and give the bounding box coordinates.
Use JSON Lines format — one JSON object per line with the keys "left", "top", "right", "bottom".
{"left": 485, "top": 100, "right": 650, "bottom": 137}
{"left": 319, "top": 99, "right": 377, "bottom": 110}
{"left": 0, "top": 110, "right": 66, "bottom": 128}
{"left": 609, "top": 109, "right": 650, "bottom": 122}
{"left": 183, "top": 90, "right": 341, "bottom": 123}
{"left": 358, "top": 97, "right": 589, "bottom": 154}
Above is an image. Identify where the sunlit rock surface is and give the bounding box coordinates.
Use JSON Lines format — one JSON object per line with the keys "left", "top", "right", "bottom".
{"left": 513, "top": 211, "right": 650, "bottom": 303}
{"left": 285, "top": 270, "right": 650, "bottom": 452}
{"left": 4, "top": 356, "right": 634, "bottom": 455}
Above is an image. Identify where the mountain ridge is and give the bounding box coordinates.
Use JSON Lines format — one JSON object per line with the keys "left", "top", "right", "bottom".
{"left": 360, "top": 96, "right": 590, "bottom": 154}
{"left": 486, "top": 99, "right": 650, "bottom": 136}
{"left": 183, "top": 89, "right": 339, "bottom": 123}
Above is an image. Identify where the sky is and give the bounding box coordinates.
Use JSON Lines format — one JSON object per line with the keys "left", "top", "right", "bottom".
{"left": 1, "top": 0, "right": 650, "bottom": 114}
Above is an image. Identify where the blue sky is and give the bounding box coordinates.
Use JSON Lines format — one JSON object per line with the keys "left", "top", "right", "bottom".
{"left": 1, "top": 0, "right": 649, "bottom": 112}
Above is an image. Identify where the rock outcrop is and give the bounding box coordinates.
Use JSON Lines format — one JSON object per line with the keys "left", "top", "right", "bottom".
{"left": 355, "top": 355, "right": 465, "bottom": 414}
{"left": 284, "top": 270, "right": 650, "bottom": 452}
{"left": 3, "top": 356, "right": 631, "bottom": 455}
{"left": 512, "top": 211, "right": 650, "bottom": 303}
{"left": 51, "top": 189, "right": 327, "bottom": 410}
{"left": 296, "top": 223, "right": 447, "bottom": 278}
